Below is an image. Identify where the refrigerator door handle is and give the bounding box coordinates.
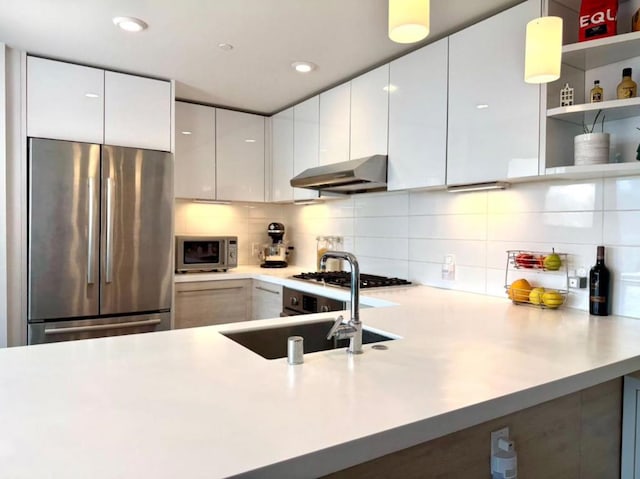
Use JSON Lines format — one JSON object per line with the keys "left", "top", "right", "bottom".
{"left": 44, "top": 318, "right": 162, "bottom": 336}
{"left": 105, "top": 177, "right": 114, "bottom": 284}
{"left": 87, "top": 177, "right": 96, "bottom": 285}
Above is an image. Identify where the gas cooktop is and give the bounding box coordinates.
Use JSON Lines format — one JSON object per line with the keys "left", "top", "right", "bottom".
{"left": 292, "top": 271, "right": 412, "bottom": 289}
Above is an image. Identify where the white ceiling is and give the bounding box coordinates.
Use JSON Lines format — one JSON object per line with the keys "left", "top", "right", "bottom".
{"left": 0, "top": 0, "right": 524, "bottom": 115}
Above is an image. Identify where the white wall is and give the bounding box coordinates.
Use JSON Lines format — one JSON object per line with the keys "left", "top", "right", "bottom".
{"left": 287, "top": 176, "right": 640, "bottom": 319}
{"left": 174, "top": 200, "right": 290, "bottom": 265}
{"left": 0, "top": 44, "right": 7, "bottom": 347}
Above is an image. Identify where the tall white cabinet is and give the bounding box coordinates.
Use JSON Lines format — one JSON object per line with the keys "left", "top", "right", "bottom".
{"left": 216, "top": 109, "right": 265, "bottom": 202}
{"left": 447, "top": 0, "right": 540, "bottom": 185}
{"left": 388, "top": 38, "right": 448, "bottom": 190}
{"left": 271, "top": 107, "right": 294, "bottom": 202}
{"left": 293, "top": 96, "right": 320, "bottom": 201}
{"left": 174, "top": 102, "right": 216, "bottom": 200}
{"left": 350, "top": 65, "right": 389, "bottom": 160}
{"left": 319, "top": 83, "right": 351, "bottom": 166}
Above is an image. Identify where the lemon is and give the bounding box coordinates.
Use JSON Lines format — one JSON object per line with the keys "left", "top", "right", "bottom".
{"left": 542, "top": 290, "right": 564, "bottom": 308}
{"left": 529, "top": 287, "right": 546, "bottom": 305}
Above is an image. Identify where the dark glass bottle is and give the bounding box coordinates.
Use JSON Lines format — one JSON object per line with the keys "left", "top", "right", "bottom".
{"left": 589, "top": 246, "right": 610, "bottom": 316}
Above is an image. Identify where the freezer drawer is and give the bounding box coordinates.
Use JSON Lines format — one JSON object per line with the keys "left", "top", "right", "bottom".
{"left": 28, "top": 312, "right": 171, "bottom": 345}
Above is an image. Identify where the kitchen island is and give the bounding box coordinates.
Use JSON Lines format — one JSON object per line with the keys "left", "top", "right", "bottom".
{"left": 2, "top": 269, "right": 639, "bottom": 478}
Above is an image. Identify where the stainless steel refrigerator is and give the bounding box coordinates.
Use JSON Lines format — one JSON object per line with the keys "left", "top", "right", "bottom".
{"left": 28, "top": 138, "right": 173, "bottom": 344}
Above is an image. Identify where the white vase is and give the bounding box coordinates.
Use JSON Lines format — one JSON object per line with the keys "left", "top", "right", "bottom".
{"left": 574, "top": 133, "right": 610, "bottom": 166}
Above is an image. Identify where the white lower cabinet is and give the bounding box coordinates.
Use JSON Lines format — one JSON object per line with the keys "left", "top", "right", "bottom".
{"left": 174, "top": 280, "right": 250, "bottom": 329}
{"left": 388, "top": 38, "right": 448, "bottom": 190}
{"left": 447, "top": 0, "right": 541, "bottom": 185}
{"left": 216, "top": 109, "right": 266, "bottom": 202}
{"left": 251, "top": 280, "right": 283, "bottom": 320}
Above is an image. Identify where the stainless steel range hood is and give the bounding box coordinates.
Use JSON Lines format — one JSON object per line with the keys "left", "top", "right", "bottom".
{"left": 290, "top": 155, "right": 387, "bottom": 194}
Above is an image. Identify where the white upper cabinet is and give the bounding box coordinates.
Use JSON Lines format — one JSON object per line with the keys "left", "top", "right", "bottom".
{"left": 388, "top": 38, "right": 448, "bottom": 190}
{"left": 271, "top": 107, "right": 294, "bottom": 202}
{"left": 104, "top": 71, "right": 172, "bottom": 151}
{"left": 174, "top": 102, "right": 216, "bottom": 200}
{"left": 447, "top": 0, "right": 541, "bottom": 185}
{"left": 319, "top": 82, "right": 351, "bottom": 166}
{"left": 350, "top": 64, "right": 389, "bottom": 159}
{"left": 216, "top": 109, "right": 265, "bottom": 202}
{"left": 293, "top": 96, "right": 320, "bottom": 201}
{"left": 27, "top": 57, "right": 105, "bottom": 144}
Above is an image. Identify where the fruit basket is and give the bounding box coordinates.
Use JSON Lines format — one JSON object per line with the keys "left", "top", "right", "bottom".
{"left": 504, "top": 249, "right": 569, "bottom": 309}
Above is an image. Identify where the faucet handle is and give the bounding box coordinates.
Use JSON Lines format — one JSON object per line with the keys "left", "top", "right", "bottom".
{"left": 326, "top": 315, "right": 345, "bottom": 340}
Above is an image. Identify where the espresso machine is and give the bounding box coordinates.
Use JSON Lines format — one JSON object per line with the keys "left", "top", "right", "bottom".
{"left": 260, "top": 222, "right": 289, "bottom": 268}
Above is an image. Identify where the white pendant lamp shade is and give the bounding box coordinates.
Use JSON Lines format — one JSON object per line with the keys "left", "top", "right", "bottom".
{"left": 524, "top": 16, "right": 563, "bottom": 84}
{"left": 388, "top": 0, "right": 430, "bottom": 44}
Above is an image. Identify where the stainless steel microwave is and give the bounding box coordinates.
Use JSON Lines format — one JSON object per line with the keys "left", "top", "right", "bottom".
{"left": 175, "top": 236, "right": 238, "bottom": 273}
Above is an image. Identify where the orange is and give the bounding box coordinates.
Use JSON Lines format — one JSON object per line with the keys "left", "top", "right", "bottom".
{"left": 508, "top": 278, "right": 532, "bottom": 303}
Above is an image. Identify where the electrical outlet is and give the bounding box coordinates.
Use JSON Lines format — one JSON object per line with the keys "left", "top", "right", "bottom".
{"left": 442, "top": 254, "right": 456, "bottom": 280}
{"left": 491, "top": 427, "right": 509, "bottom": 457}
{"left": 251, "top": 243, "right": 261, "bottom": 258}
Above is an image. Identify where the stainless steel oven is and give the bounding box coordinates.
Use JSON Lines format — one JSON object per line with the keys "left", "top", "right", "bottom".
{"left": 281, "top": 287, "right": 345, "bottom": 317}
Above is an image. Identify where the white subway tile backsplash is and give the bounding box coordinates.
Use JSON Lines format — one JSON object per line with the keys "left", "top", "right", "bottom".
{"left": 487, "top": 211, "right": 603, "bottom": 244}
{"left": 409, "top": 262, "right": 487, "bottom": 294}
{"left": 355, "top": 237, "right": 408, "bottom": 261}
{"left": 410, "top": 190, "right": 487, "bottom": 215}
{"left": 409, "top": 239, "right": 486, "bottom": 267}
{"left": 357, "top": 256, "right": 409, "bottom": 279}
{"left": 603, "top": 211, "right": 640, "bottom": 245}
{"left": 604, "top": 176, "right": 640, "bottom": 211}
{"left": 355, "top": 191, "right": 408, "bottom": 217}
{"left": 355, "top": 216, "right": 408, "bottom": 238}
{"left": 488, "top": 180, "right": 603, "bottom": 213}
{"left": 175, "top": 175, "right": 640, "bottom": 319}
{"left": 409, "top": 214, "right": 487, "bottom": 241}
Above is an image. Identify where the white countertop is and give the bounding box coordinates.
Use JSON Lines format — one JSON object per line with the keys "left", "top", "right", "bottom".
{"left": 3, "top": 267, "right": 640, "bottom": 478}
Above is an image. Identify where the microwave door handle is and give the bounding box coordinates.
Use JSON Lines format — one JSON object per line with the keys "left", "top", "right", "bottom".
{"left": 87, "top": 177, "right": 96, "bottom": 285}
{"left": 105, "top": 177, "right": 114, "bottom": 284}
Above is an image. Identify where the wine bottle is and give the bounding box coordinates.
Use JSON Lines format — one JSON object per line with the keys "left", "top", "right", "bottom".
{"left": 589, "top": 245, "right": 610, "bottom": 316}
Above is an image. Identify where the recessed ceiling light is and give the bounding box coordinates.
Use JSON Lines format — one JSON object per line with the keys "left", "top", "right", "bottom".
{"left": 383, "top": 84, "right": 398, "bottom": 92}
{"left": 181, "top": 131, "right": 192, "bottom": 135}
{"left": 218, "top": 43, "right": 234, "bottom": 51}
{"left": 291, "top": 61, "right": 317, "bottom": 73}
{"left": 245, "top": 139, "right": 256, "bottom": 143}
{"left": 476, "top": 104, "right": 490, "bottom": 109}
{"left": 84, "top": 92, "right": 100, "bottom": 98}
{"left": 112, "top": 16, "right": 148, "bottom": 32}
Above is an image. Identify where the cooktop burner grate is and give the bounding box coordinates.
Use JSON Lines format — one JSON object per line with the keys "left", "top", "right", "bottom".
{"left": 292, "top": 271, "right": 412, "bottom": 289}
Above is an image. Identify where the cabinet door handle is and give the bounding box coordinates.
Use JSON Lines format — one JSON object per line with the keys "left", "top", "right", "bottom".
{"left": 177, "top": 286, "right": 244, "bottom": 293}
{"left": 255, "top": 286, "right": 280, "bottom": 295}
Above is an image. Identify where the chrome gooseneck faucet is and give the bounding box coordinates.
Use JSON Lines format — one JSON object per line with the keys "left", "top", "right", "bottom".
{"left": 320, "top": 251, "right": 362, "bottom": 354}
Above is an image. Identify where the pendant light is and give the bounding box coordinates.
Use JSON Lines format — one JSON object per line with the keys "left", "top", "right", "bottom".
{"left": 524, "top": 16, "right": 563, "bottom": 84}
{"left": 388, "top": 0, "right": 430, "bottom": 44}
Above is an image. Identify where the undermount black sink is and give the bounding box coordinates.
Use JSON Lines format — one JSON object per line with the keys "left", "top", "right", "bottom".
{"left": 222, "top": 320, "right": 395, "bottom": 359}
